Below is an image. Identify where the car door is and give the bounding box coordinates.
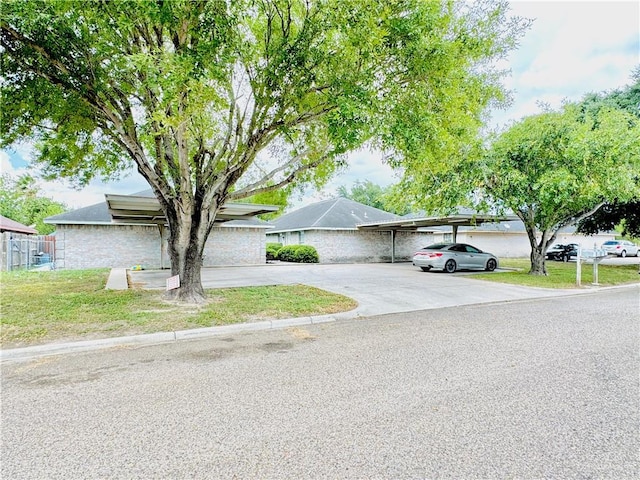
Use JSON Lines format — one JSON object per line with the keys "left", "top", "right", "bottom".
{"left": 448, "top": 244, "right": 469, "bottom": 268}
{"left": 464, "top": 244, "right": 485, "bottom": 268}
{"left": 624, "top": 241, "right": 639, "bottom": 256}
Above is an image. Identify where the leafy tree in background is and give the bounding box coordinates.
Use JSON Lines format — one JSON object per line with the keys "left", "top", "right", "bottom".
{"left": 243, "top": 188, "right": 290, "bottom": 221}
{"left": 337, "top": 180, "right": 409, "bottom": 215}
{"left": 398, "top": 100, "right": 640, "bottom": 276}
{"left": 578, "top": 201, "right": 640, "bottom": 238}
{"left": 0, "top": 174, "right": 66, "bottom": 234}
{"left": 1, "top": 0, "right": 528, "bottom": 302}
{"left": 483, "top": 105, "right": 640, "bottom": 275}
{"left": 577, "top": 70, "right": 640, "bottom": 238}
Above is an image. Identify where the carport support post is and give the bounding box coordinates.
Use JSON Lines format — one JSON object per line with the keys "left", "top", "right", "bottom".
{"left": 391, "top": 229, "right": 395, "bottom": 263}
{"left": 158, "top": 224, "right": 165, "bottom": 269}
{"left": 452, "top": 225, "right": 458, "bottom": 243}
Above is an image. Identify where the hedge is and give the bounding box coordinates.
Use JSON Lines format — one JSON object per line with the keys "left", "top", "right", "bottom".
{"left": 276, "top": 244, "right": 319, "bottom": 263}
{"left": 266, "top": 243, "right": 282, "bottom": 261}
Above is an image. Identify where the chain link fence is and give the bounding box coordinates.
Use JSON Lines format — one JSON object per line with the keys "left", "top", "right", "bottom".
{"left": 1, "top": 233, "right": 56, "bottom": 271}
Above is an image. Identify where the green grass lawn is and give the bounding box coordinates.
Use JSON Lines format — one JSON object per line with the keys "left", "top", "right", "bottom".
{"left": 0, "top": 269, "right": 357, "bottom": 348}
{"left": 2, "top": 260, "right": 638, "bottom": 348}
{"left": 473, "top": 258, "right": 640, "bottom": 288}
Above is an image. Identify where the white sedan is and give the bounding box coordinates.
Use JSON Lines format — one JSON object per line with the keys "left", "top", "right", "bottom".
{"left": 413, "top": 243, "right": 499, "bottom": 273}
{"left": 602, "top": 240, "right": 639, "bottom": 257}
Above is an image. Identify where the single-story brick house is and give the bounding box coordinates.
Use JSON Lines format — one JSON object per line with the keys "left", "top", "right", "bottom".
{"left": 269, "top": 201, "right": 616, "bottom": 262}
{"left": 45, "top": 190, "right": 274, "bottom": 270}
{"left": 266, "top": 197, "right": 437, "bottom": 263}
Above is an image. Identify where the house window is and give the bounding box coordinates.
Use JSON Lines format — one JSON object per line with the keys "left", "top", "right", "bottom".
{"left": 299, "top": 231, "right": 305, "bottom": 244}
{"left": 443, "top": 233, "right": 453, "bottom": 243}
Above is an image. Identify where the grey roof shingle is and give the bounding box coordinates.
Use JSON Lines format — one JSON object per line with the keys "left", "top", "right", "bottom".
{"left": 46, "top": 202, "right": 112, "bottom": 224}
{"left": 270, "top": 197, "right": 399, "bottom": 232}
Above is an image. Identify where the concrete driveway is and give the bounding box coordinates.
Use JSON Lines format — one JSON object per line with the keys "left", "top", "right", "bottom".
{"left": 130, "top": 262, "right": 581, "bottom": 317}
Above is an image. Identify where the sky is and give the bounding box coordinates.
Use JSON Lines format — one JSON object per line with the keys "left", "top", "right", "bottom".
{"left": 1, "top": 0, "right": 639, "bottom": 211}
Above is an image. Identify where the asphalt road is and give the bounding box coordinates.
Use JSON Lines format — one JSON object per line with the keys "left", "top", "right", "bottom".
{"left": 2, "top": 287, "right": 639, "bottom": 479}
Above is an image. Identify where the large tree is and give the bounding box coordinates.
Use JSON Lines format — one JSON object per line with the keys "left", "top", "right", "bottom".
{"left": 396, "top": 101, "right": 640, "bottom": 275}
{"left": 0, "top": 174, "right": 66, "bottom": 234}
{"left": 577, "top": 70, "right": 640, "bottom": 238}
{"left": 1, "top": 0, "right": 527, "bottom": 302}
{"left": 483, "top": 105, "right": 640, "bottom": 275}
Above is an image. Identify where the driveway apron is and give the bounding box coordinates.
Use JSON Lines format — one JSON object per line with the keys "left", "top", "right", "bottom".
{"left": 129, "top": 263, "right": 577, "bottom": 317}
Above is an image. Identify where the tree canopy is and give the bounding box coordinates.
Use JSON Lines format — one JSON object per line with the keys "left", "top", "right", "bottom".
{"left": 577, "top": 70, "right": 640, "bottom": 238}
{"left": 0, "top": 174, "right": 67, "bottom": 234}
{"left": 484, "top": 104, "right": 639, "bottom": 274}
{"left": 1, "top": 0, "right": 528, "bottom": 301}
{"left": 395, "top": 94, "right": 640, "bottom": 275}
{"left": 337, "top": 180, "right": 409, "bottom": 215}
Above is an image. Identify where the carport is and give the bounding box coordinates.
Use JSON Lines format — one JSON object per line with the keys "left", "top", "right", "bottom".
{"left": 357, "top": 210, "right": 519, "bottom": 263}
{"left": 105, "top": 193, "right": 279, "bottom": 268}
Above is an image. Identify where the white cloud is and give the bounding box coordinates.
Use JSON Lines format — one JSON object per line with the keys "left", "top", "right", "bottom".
{"left": 1, "top": 147, "right": 149, "bottom": 209}
{"left": 491, "top": 0, "right": 639, "bottom": 127}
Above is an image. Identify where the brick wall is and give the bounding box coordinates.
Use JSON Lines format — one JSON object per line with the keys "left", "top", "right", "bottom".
{"left": 55, "top": 224, "right": 266, "bottom": 269}
{"left": 202, "top": 226, "right": 266, "bottom": 266}
{"left": 267, "top": 229, "right": 435, "bottom": 263}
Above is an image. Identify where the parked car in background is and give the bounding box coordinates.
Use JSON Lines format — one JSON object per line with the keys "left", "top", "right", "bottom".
{"left": 546, "top": 243, "right": 579, "bottom": 262}
{"left": 601, "top": 240, "right": 639, "bottom": 257}
{"left": 413, "top": 243, "right": 498, "bottom": 273}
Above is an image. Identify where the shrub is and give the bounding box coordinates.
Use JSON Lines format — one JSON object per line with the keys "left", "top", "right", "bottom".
{"left": 266, "top": 243, "right": 282, "bottom": 261}
{"left": 293, "top": 245, "right": 319, "bottom": 263}
{"left": 276, "top": 244, "right": 319, "bottom": 263}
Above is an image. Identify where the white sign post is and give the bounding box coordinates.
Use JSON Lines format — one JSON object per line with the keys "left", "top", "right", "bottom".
{"left": 166, "top": 274, "right": 180, "bottom": 291}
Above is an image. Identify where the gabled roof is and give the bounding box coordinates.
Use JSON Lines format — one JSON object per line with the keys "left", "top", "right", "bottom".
{"left": 270, "top": 197, "right": 399, "bottom": 232}
{"left": 45, "top": 202, "right": 112, "bottom": 225}
{"left": 0, "top": 215, "right": 38, "bottom": 235}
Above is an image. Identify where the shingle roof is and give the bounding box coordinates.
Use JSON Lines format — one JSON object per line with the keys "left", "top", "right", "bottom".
{"left": 270, "top": 197, "right": 399, "bottom": 232}
{"left": 0, "top": 215, "right": 38, "bottom": 234}
{"left": 46, "top": 202, "right": 112, "bottom": 224}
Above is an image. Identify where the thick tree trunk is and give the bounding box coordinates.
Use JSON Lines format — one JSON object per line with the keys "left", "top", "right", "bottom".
{"left": 529, "top": 247, "right": 547, "bottom": 276}
{"left": 163, "top": 202, "right": 210, "bottom": 304}
{"left": 521, "top": 214, "right": 556, "bottom": 276}
{"left": 165, "top": 235, "right": 206, "bottom": 303}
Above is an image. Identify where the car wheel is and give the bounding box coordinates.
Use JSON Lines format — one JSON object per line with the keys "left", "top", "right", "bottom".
{"left": 420, "top": 266, "right": 431, "bottom": 272}
{"left": 444, "top": 259, "right": 456, "bottom": 273}
{"left": 621, "top": 250, "right": 627, "bottom": 258}
{"left": 485, "top": 258, "right": 497, "bottom": 271}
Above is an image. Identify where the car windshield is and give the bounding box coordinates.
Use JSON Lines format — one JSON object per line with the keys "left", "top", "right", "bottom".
{"left": 603, "top": 241, "right": 618, "bottom": 246}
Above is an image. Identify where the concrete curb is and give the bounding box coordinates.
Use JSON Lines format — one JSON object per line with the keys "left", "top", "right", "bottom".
{"left": 2, "top": 283, "right": 636, "bottom": 364}
{"left": 0, "top": 311, "right": 358, "bottom": 363}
